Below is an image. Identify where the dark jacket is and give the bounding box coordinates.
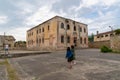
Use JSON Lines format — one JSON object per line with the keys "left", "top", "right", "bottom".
{"left": 66, "top": 50, "right": 73, "bottom": 58}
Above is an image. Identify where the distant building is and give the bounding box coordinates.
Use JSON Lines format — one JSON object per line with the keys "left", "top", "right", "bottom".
{"left": 89, "top": 29, "right": 120, "bottom": 49}
{"left": 0, "top": 35, "right": 16, "bottom": 50}
{"left": 89, "top": 30, "right": 116, "bottom": 48}
{"left": 94, "top": 31, "right": 115, "bottom": 42}
{"left": 27, "top": 16, "right": 88, "bottom": 50}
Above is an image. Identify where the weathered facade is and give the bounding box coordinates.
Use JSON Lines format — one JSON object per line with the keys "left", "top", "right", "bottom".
{"left": 94, "top": 31, "right": 115, "bottom": 42}
{"left": 27, "top": 16, "right": 88, "bottom": 50}
{"left": 90, "top": 31, "right": 114, "bottom": 48}
{"left": 0, "top": 35, "right": 15, "bottom": 50}
{"left": 90, "top": 30, "right": 117, "bottom": 48}
{"left": 110, "top": 35, "right": 120, "bottom": 52}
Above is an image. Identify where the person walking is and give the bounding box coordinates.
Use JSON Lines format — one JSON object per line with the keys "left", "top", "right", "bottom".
{"left": 71, "top": 45, "right": 76, "bottom": 64}
{"left": 65, "top": 47, "right": 73, "bottom": 69}
{"left": 5, "top": 44, "right": 9, "bottom": 54}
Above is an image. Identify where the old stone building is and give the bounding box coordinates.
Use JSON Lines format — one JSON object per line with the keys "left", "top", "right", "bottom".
{"left": 90, "top": 30, "right": 116, "bottom": 48}
{"left": 94, "top": 31, "right": 115, "bottom": 42}
{"left": 110, "top": 35, "right": 120, "bottom": 52}
{"left": 27, "top": 16, "right": 88, "bottom": 50}
{"left": 0, "top": 35, "right": 15, "bottom": 50}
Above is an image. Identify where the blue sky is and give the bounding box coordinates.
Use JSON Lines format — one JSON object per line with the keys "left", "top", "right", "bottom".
{"left": 0, "top": 0, "right": 120, "bottom": 41}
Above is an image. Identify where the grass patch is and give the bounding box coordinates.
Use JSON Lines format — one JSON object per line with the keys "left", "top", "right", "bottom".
{"left": 112, "top": 51, "right": 120, "bottom": 54}
{"left": 0, "top": 60, "right": 6, "bottom": 65}
{"left": 4, "top": 59, "right": 20, "bottom": 80}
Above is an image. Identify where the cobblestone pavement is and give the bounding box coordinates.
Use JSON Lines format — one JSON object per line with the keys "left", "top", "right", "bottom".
{"left": 9, "top": 49, "right": 120, "bottom": 80}
{"left": 0, "top": 60, "right": 8, "bottom": 80}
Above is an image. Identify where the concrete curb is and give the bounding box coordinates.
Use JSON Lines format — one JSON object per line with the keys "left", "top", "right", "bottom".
{"left": 0, "top": 52, "right": 51, "bottom": 59}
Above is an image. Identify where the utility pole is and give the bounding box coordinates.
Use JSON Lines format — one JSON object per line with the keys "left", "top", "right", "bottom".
{"left": 3, "top": 32, "right": 5, "bottom": 50}
{"left": 109, "top": 26, "right": 114, "bottom": 36}
{"left": 109, "top": 26, "right": 113, "bottom": 32}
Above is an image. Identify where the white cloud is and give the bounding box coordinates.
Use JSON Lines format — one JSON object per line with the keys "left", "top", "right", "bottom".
{"left": 101, "top": 0, "right": 118, "bottom": 6}
{"left": 82, "top": 0, "right": 99, "bottom": 7}
{"left": 24, "top": 2, "right": 68, "bottom": 27}
{"left": 25, "top": 6, "right": 57, "bottom": 26}
{"left": 0, "top": 16, "right": 8, "bottom": 24}
{"left": 87, "top": 10, "right": 118, "bottom": 35}
{"left": 14, "top": 1, "right": 35, "bottom": 15}
{"left": 71, "top": 0, "right": 120, "bottom": 35}
{"left": 17, "top": 0, "right": 61, "bottom": 27}
{"left": 12, "top": 0, "right": 60, "bottom": 16}
{"left": 7, "top": 27, "right": 29, "bottom": 41}
{"left": 75, "top": 0, "right": 119, "bottom": 11}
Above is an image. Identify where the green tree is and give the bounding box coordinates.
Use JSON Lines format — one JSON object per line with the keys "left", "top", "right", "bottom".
{"left": 14, "top": 41, "right": 26, "bottom": 47}
{"left": 115, "top": 29, "right": 120, "bottom": 35}
{"left": 88, "top": 33, "right": 94, "bottom": 42}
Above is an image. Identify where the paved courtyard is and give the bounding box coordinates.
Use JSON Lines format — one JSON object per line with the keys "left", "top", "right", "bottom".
{"left": 8, "top": 49, "right": 120, "bottom": 80}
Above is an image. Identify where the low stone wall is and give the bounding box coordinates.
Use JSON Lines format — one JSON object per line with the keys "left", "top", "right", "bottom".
{"left": 0, "top": 51, "right": 51, "bottom": 58}
{"left": 13, "top": 47, "right": 27, "bottom": 50}
{"left": 89, "top": 41, "right": 110, "bottom": 48}
{"left": 110, "top": 35, "right": 120, "bottom": 52}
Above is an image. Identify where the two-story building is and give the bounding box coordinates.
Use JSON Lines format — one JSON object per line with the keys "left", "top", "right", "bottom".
{"left": 27, "top": 16, "right": 88, "bottom": 50}
{"left": 0, "top": 35, "right": 15, "bottom": 50}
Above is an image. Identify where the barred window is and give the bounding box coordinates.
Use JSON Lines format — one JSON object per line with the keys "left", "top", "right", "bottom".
{"left": 39, "top": 29, "right": 41, "bottom": 33}
{"left": 67, "top": 24, "right": 70, "bottom": 30}
{"left": 74, "top": 26, "right": 76, "bottom": 31}
{"left": 73, "top": 37, "right": 77, "bottom": 43}
{"left": 36, "top": 38, "right": 38, "bottom": 43}
{"left": 67, "top": 36, "right": 70, "bottom": 43}
{"left": 48, "top": 25, "right": 50, "bottom": 30}
{"left": 42, "top": 37, "right": 44, "bottom": 43}
{"left": 42, "top": 28, "right": 44, "bottom": 32}
{"left": 84, "top": 28, "right": 86, "bottom": 33}
{"left": 39, "top": 38, "right": 41, "bottom": 43}
{"left": 84, "top": 38, "right": 86, "bottom": 44}
{"left": 61, "top": 23, "right": 64, "bottom": 28}
{"left": 61, "top": 35, "right": 64, "bottom": 43}
{"left": 79, "top": 27, "right": 82, "bottom": 32}
{"left": 80, "top": 37, "right": 82, "bottom": 44}
{"left": 37, "top": 30, "right": 38, "bottom": 34}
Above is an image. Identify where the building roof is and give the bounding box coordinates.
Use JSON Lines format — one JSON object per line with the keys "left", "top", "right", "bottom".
{"left": 27, "top": 15, "right": 88, "bottom": 32}
{"left": 96, "top": 31, "right": 113, "bottom": 36}
{"left": 0, "top": 35, "right": 16, "bottom": 41}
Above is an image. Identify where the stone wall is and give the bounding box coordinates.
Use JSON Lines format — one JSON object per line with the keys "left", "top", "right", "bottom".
{"left": 110, "top": 35, "right": 120, "bottom": 52}
{"left": 89, "top": 41, "right": 110, "bottom": 48}
{"left": 13, "top": 47, "right": 27, "bottom": 50}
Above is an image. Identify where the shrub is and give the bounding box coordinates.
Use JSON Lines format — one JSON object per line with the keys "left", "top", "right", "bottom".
{"left": 101, "top": 46, "right": 112, "bottom": 53}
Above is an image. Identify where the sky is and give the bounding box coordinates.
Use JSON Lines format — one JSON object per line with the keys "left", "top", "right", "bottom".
{"left": 0, "top": 0, "right": 120, "bottom": 41}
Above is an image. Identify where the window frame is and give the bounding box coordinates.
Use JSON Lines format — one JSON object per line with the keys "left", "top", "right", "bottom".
{"left": 67, "top": 36, "right": 70, "bottom": 43}
{"left": 67, "top": 24, "right": 70, "bottom": 30}
{"left": 74, "top": 26, "right": 76, "bottom": 31}
{"left": 61, "top": 35, "right": 64, "bottom": 43}
{"left": 61, "top": 23, "right": 64, "bottom": 29}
